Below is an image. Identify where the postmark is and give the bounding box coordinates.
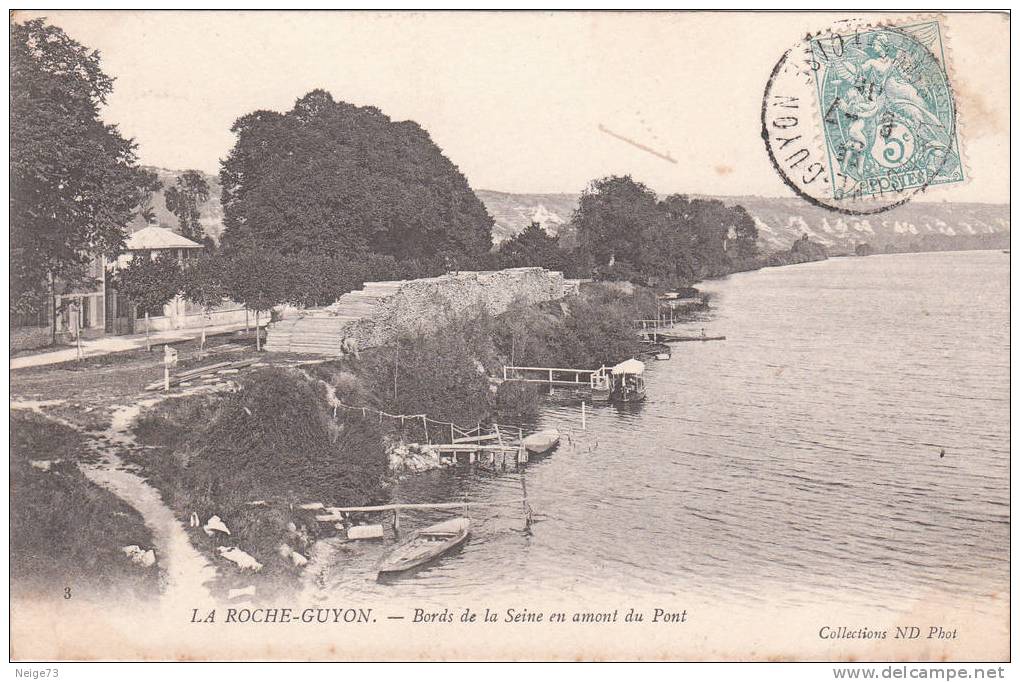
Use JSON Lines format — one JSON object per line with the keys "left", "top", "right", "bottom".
{"left": 762, "top": 19, "right": 964, "bottom": 215}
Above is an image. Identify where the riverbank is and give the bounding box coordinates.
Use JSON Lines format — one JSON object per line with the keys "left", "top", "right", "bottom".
{"left": 112, "top": 281, "right": 663, "bottom": 597}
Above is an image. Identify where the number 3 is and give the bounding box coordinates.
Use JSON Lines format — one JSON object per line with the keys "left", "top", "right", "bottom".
{"left": 64, "top": 587, "right": 71, "bottom": 599}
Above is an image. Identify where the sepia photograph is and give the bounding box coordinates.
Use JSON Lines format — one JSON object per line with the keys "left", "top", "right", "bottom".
{"left": 7, "top": 9, "right": 1011, "bottom": 666}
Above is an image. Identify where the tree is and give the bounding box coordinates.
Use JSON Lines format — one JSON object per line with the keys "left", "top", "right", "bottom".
{"left": 219, "top": 90, "right": 493, "bottom": 272}
{"left": 164, "top": 170, "right": 210, "bottom": 242}
{"left": 571, "top": 176, "right": 663, "bottom": 271}
{"left": 496, "top": 221, "right": 568, "bottom": 271}
{"left": 110, "top": 253, "right": 182, "bottom": 350}
{"left": 217, "top": 247, "right": 287, "bottom": 351}
{"left": 728, "top": 205, "right": 760, "bottom": 262}
{"left": 10, "top": 19, "right": 159, "bottom": 315}
{"left": 180, "top": 255, "right": 226, "bottom": 355}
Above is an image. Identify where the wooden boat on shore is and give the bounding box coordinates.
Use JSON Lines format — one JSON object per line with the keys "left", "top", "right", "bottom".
{"left": 522, "top": 428, "right": 561, "bottom": 454}
{"left": 377, "top": 518, "right": 470, "bottom": 577}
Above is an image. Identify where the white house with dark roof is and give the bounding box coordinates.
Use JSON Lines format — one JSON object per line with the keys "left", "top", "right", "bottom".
{"left": 105, "top": 225, "right": 247, "bottom": 335}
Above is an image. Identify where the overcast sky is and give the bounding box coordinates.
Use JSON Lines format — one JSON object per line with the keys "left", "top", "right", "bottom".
{"left": 15, "top": 11, "right": 1010, "bottom": 202}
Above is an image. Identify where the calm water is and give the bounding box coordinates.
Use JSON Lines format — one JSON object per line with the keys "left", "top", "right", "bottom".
{"left": 308, "top": 250, "right": 1009, "bottom": 617}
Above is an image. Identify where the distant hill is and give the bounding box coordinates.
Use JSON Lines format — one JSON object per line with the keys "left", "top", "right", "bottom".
{"left": 474, "top": 190, "right": 581, "bottom": 245}
{"left": 135, "top": 172, "right": 1009, "bottom": 256}
{"left": 475, "top": 189, "right": 1010, "bottom": 255}
{"left": 130, "top": 167, "right": 224, "bottom": 241}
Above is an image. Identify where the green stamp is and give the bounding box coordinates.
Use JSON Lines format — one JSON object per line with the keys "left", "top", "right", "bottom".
{"left": 809, "top": 22, "right": 964, "bottom": 202}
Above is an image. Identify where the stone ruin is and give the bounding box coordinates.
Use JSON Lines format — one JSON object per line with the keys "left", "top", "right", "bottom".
{"left": 264, "top": 267, "right": 570, "bottom": 356}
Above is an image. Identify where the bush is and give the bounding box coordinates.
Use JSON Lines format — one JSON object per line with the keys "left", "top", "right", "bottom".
{"left": 353, "top": 307, "right": 498, "bottom": 427}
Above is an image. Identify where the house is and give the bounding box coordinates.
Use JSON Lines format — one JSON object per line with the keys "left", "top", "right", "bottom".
{"left": 13, "top": 225, "right": 247, "bottom": 352}
{"left": 105, "top": 225, "right": 248, "bottom": 335}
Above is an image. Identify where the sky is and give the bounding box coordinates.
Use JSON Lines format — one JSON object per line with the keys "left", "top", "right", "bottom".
{"left": 14, "top": 11, "right": 1010, "bottom": 202}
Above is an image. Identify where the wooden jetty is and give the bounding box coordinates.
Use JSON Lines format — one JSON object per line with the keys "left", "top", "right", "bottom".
{"left": 669, "top": 335, "right": 726, "bottom": 342}
{"left": 642, "top": 331, "right": 725, "bottom": 343}
{"left": 430, "top": 422, "right": 529, "bottom": 470}
{"left": 502, "top": 365, "right": 600, "bottom": 388}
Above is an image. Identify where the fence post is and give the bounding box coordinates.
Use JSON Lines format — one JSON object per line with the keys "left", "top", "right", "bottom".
{"left": 581, "top": 401, "right": 587, "bottom": 430}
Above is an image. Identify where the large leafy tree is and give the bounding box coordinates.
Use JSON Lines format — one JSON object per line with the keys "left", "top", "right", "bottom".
{"left": 663, "top": 196, "right": 743, "bottom": 277}
{"left": 219, "top": 90, "right": 494, "bottom": 269}
{"left": 10, "top": 18, "right": 159, "bottom": 314}
{"left": 164, "top": 170, "right": 210, "bottom": 242}
{"left": 571, "top": 175, "right": 663, "bottom": 271}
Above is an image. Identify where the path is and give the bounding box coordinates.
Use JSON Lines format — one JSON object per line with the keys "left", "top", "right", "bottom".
{"left": 11, "top": 399, "right": 217, "bottom": 604}
{"left": 11, "top": 320, "right": 265, "bottom": 370}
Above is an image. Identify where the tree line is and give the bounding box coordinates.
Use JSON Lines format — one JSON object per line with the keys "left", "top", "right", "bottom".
{"left": 12, "top": 18, "right": 764, "bottom": 343}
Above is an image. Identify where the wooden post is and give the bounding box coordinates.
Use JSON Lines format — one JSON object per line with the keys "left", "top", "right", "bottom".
{"left": 393, "top": 508, "right": 401, "bottom": 537}
{"left": 200, "top": 311, "right": 208, "bottom": 357}
{"left": 164, "top": 365, "right": 170, "bottom": 392}
{"left": 549, "top": 368, "right": 553, "bottom": 384}
{"left": 254, "top": 310, "right": 261, "bottom": 351}
{"left": 450, "top": 423, "right": 455, "bottom": 444}
{"left": 144, "top": 311, "right": 151, "bottom": 351}
{"left": 581, "top": 401, "right": 587, "bottom": 430}
{"left": 521, "top": 473, "right": 531, "bottom": 531}
{"left": 48, "top": 272, "right": 56, "bottom": 346}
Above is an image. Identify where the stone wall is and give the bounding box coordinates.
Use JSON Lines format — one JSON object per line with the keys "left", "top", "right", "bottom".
{"left": 11, "top": 325, "right": 52, "bottom": 353}
{"left": 267, "top": 267, "right": 567, "bottom": 355}
{"left": 348, "top": 268, "right": 566, "bottom": 348}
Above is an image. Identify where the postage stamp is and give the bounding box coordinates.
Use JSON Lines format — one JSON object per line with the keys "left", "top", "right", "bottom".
{"left": 810, "top": 22, "right": 964, "bottom": 201}
{"left": 762, "top": 18, "right": 965, "bottom": 214}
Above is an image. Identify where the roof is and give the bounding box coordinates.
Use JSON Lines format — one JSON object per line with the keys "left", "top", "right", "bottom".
{"left": 125, "top": 226, "right": 203, "bottom": 251}
{"left": 611, "top": 358, "right": 645, "bottom": 375}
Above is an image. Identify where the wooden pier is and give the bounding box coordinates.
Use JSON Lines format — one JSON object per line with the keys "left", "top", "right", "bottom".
{"left": 431, "top": 422, "right": 529, "bottom": 470}
{"left": 502, "top": 365, "right": 600, "bottom": 388}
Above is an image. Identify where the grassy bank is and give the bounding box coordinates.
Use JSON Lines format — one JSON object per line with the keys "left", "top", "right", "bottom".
{"left": 11, "top": 412, "right": 159, "bottom": 602}
{"left": 126, "top": 366, "right": 389, "bottom": 598}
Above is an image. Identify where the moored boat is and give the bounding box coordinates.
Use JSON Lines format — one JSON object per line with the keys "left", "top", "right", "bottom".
{"left": 611, "top": 358, "right": 646, "bottom": 403}
{"left": 377, "top": 518, "right": 470, "bottom": 577}
{"left": 522, "top": 428, "right": 561, "bottom": 454}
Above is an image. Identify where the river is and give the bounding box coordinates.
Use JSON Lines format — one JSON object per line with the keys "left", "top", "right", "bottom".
{"left": 307, "top": 250, "right": 1009, "bottom": 634}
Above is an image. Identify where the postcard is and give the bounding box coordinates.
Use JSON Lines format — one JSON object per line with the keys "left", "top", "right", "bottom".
{"left": 8, "top": 10, "right": 1010, "bottom": 663}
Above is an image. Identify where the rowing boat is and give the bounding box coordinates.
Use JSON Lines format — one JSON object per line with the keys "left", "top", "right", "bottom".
{"left": 653, "top": 334, "right": 725, "bottom": 342}
{"left": 377, "top": 518, "right": 470, "bottom": 577}
{"left": 522, "top": 428, "right": 561, "bottom": 454}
